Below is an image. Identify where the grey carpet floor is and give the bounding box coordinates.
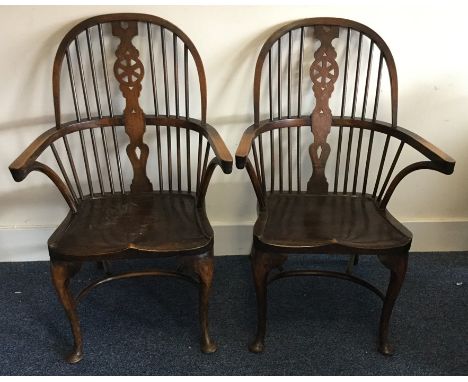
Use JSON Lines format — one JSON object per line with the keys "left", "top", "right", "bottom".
{"left": 0, "top": 253, "right": 466, "bottom": 375}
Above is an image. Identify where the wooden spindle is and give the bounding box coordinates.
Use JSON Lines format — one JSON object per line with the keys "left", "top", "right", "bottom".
{"left": 51, "top": 143, "right": 78, "bottom": 203}
{"left": 89, "top": 129, "right": 104, "bottom": 195}
{"left": 98, "top": 24, "right": 113, "bottom": 117}
{"left": 98, "top": 23, "right": 125, "bottom": 193}
{"left": 147, "top": 23, "right": 160, "bottom": 115}
{"left": 79, "top": 131, "right": 94, "bottom": 197}
{"left": 378, "top": 141, "right": 404, "bottom": 201}
{"left": 66, "top": 50, "right": 81, "bottom": 121}
{"left": 361, "top": 41, "right": 374, "bottom": 119}
{"left": 343, "top": 32, "right": 363, "bottom": 194}
{"left": 167, "top": 125, "right": 172, "bottom": 191}
{"left": 297, "top": 28, "right": 304, "bottom": 193}
{"left": 258, "top": 134, "right": 266, "bottom": 191}
{"left": 297, "top": 27, "right": 304, "bottom": 116}
{"left": 86, "top": 28, "right": 102, "bottom": 118}
{"left": 184, "top": 45, "right": 189, "bottom": 119}
{"left": 62, "top": 136, "right": 83, "bottom": 199}
{"left": 161, "top": 27, "right": 170, "bottom": 116}
{"left": 176, "top": 127, "right": 181, "bottom": 191}
{"left": 297, "top": 126, "right": 301, "bottom": 192}
{"left": 351, "top": 32, "right": 363, "bottom": 119}
{"left": 155, "top": 125, "right": 163, "bottom": 191}
{"left": 147, "top": 23, "right": 163, "bottom": 191}
{"left": 74, "top": 37, "right": 91, "bottom": 119}
{"left": 352, "top": 41, "right": 375, "bottom": 194}
{"left": 373, "top": 53, "right": 384, "bottom": 123}
{"left": 77, "top": 35, "right": 103, "bottom": 195}
{"left": 277, "top": 38, "right": 282, "bottom": 119}
{"left": 76, "top": 34, "right": 104, "bottom": 195}
{"left": 287, "top": 127, "right": 292, "bottom": 192}
{"left": 279, "top": 128, "right": 283, "bottom": 192}
{"left": 269, "top": 52, "right": 273, "bottom": 121}
{"left": 252, "top": 141, "right": 261, "bottom": 186}
{"left": 287, "top": 31, "right": 292, "bottom": 118}
{"left": 342, "top": 127, "right": 353, "bottom": 194}
{"left": 362, "top": 130, "right": 374, "bottom": 195}
{"left": 352, "top": 128, "right": 363, "bottom": 195}
{"left": 362, "top": 52, "right": 384, "bottom": 195}
{"left": 66, "top": 49, "right": 94, "bottom": 197}
{"left": 201, "top": 142, "right": 211, "bottom": 185}
{"left": 334, "top": 28, "right": 350, "bottom": 193}
{"left": 186, "top": 128, "right": 191, "bottom": 192}
{"left": 173, "top": 34, "right": 180, "bottom": 118}
{"left": 173, "top": 35, "right": 181, "bottom": 191}
{"left": 373, "top": 135, "right": 391, "bottom": 198}
{"left": 87, "top": 28, "right": 114, "bottom": 194}
{"left": 270, "top": 130, "right": 275, "bottom": 191}
{"left": 197, "top": 133, "right": 203, "bottom": 191}
{"left": 76, "top": 34, "right": 103, "bottom": 194}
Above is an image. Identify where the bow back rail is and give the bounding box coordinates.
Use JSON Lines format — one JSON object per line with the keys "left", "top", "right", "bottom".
{"left": 10, "top": 14, "right": 232, "bottom": 209}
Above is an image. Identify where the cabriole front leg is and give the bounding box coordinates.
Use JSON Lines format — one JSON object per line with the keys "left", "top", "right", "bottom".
{"left": 377, "top": 252, "right": 408, "bottom": 356}
{"left": 192, "top": 252, "right": 217, "bottom": 353}
{"left": 249, "top": 247, "right": 286, "bottom": 353}
{"left": 50, "top": 260, "right": 83, "bottom": 363}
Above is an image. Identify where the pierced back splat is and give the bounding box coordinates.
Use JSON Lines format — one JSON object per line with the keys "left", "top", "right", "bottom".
{"left": 112, "top": 21, "right": 153, "bottom": 192}
{"left": 307, "top": 26, "right": 339, "bottom": 194}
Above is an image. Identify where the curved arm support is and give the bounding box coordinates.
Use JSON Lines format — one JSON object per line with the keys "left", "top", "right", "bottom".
{"left": 379, "top": 161, "right": 444, "bottom": 209}
{"left": 28, "top": 161, "right": 78, "bottom": 213}
{"left": 196, "top": 158, "right": 219, "bottom": 208}
{"left": 9, "top": 127, "right": 61, "bottom": 182}
{"left": 235, "top": 123, "right": 260, "bottom": 169}
{"left": 245, "top": 158, "right": 266, "bottom": 210}
{"left": 200, "top": 122, "right": 233, "bottom": 174}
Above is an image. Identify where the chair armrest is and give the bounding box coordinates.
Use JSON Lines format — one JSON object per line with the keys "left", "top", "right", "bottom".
{"left": 235, "top": 123, "right": 258, "bottom": 169}
{"left": 392, "top": 124, "right": 455, "bottom": 174}
{"left": 9, "top": 126, "right": 79, "bottom": 212}
{"left": 200, "top": 122, "right": 233, "bottom": 174}
{"left": 375, "top": 124, "right": 456, "bottom": 209}
{"left": 10, "top": 118, "right": 119, "bottom": 182}
{"left": 9, "top": 126, "right": 60, "bottom": 182}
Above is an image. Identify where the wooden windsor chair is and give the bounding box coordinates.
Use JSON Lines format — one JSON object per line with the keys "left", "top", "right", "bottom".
{"left": 9, "top": 13, "right": 232, "bottom": 363}
{"left": 236, "top": 18, "right": 455, "bottom": 355}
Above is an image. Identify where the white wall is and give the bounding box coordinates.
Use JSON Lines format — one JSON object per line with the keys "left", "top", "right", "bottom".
{"left": 1, "top": 4, "right": 467, "bottom": 261}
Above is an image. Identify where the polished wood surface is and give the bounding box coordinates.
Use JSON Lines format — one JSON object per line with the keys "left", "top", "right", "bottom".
{"left": 9, "top": 13, "right": 232, "bottom": 363}
{"left": 236, "top": 17, "right": 455, "bottom": 356}
{"left": 49, "top": 193, "right": 213, "bottom": 261}
{"left": 254, "top": 193, "right": 411, "bottom": 254}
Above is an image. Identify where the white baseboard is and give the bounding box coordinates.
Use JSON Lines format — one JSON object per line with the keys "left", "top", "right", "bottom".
{"left": 0, "top": 220, "right": 467, "bottom": 262}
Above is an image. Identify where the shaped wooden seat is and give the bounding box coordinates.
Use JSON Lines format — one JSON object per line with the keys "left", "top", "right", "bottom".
{"left": 254, "top": 193, "right": 411, "bottom": 254}
{"left": 236, "top": 18, "right": 455, "bottom": 355}
{"left": 49, "top": 193, "right": 213, "bottom": 260}
{"left": 9, "top": 13, "right": 232, "bottom": 363}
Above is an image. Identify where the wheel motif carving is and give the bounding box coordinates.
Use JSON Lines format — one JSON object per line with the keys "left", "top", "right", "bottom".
{"left": 115, "top": 56, "right": 144, "bottom": 86}
{"left": 310, "top": 59, "right": 339, "bottom": 89}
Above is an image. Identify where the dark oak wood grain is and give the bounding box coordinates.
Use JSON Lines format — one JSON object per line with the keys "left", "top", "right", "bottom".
{"left": 9, "top": 13, "right": 232, "bottom": 363}
{"left": 236, "top": 17, "right": 455, "bottom": 356}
